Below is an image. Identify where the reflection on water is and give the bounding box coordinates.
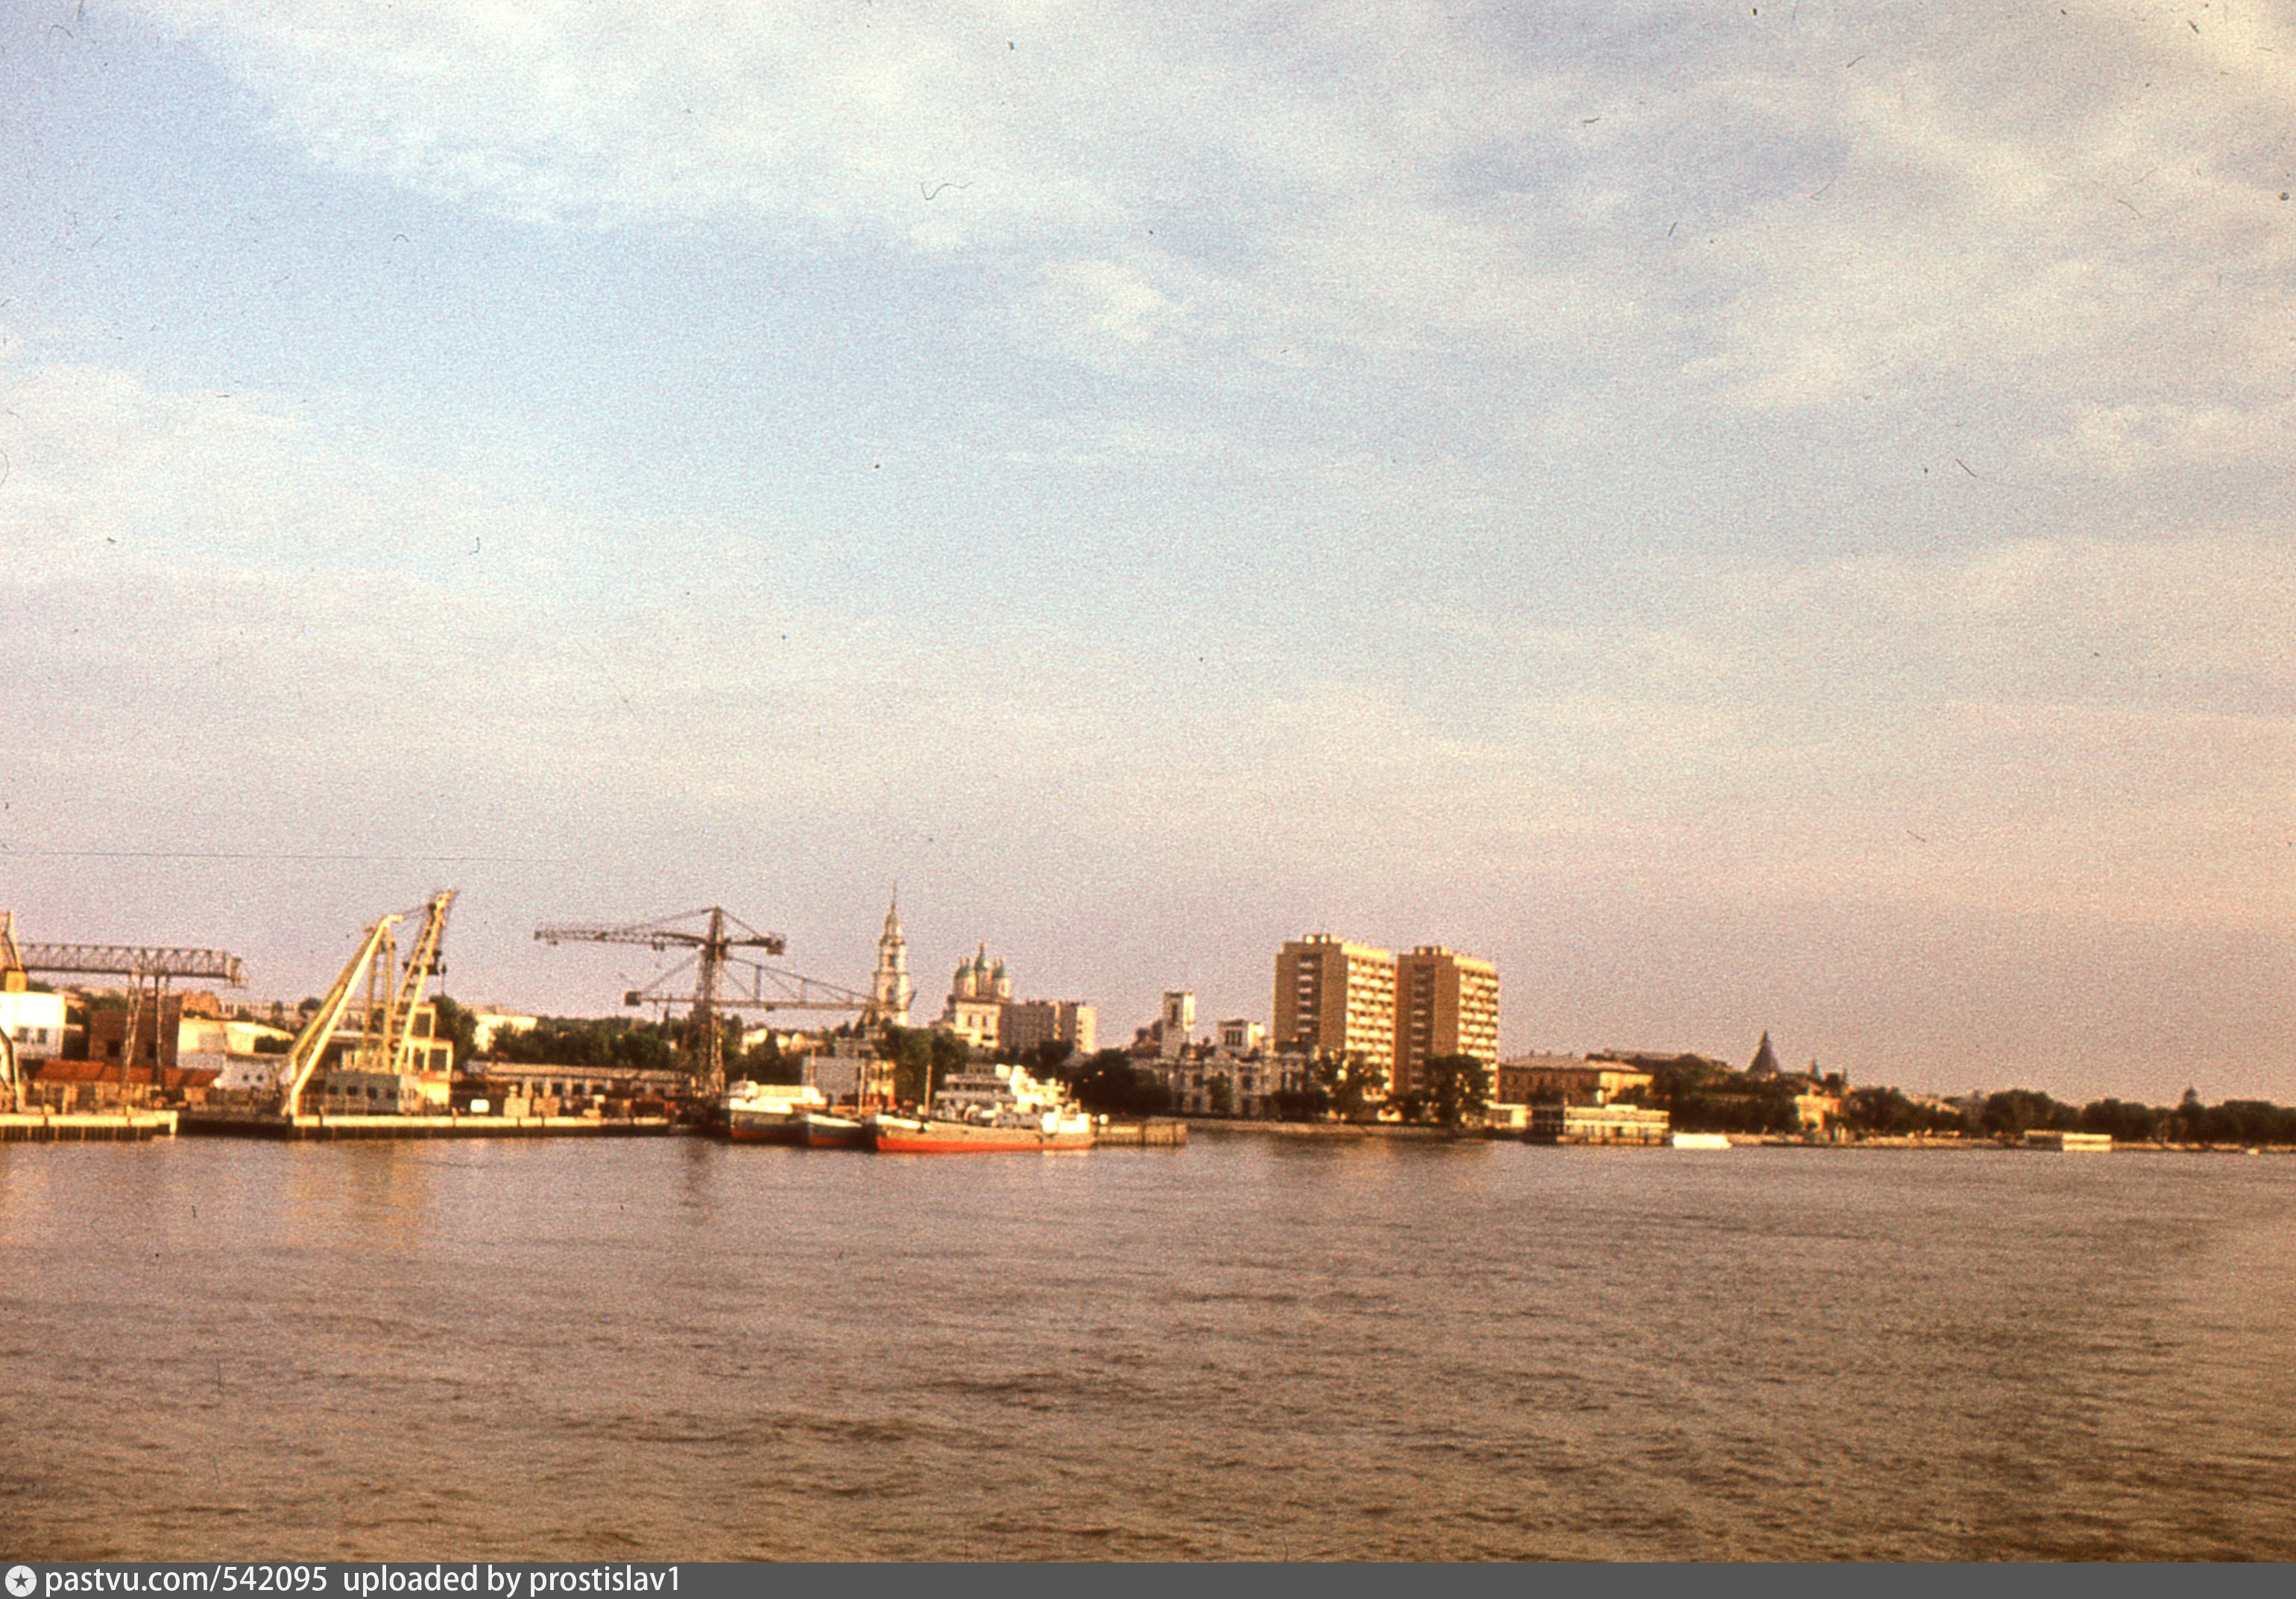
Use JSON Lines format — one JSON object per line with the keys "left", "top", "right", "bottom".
{"left": 3, "top": 1135, "right": 2292, "bottom": 1559}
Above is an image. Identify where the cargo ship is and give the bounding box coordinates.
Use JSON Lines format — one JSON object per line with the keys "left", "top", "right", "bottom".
{"left": 795, "top": 1108, "right": 871, "bottom": 1149}
{"left": 724, "top": 1080, "right": 830, "bottom": 1144}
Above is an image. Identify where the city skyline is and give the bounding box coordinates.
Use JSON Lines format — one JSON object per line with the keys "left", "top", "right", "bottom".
{"left": 3, "top": 2, "right": 2291, "bottom": 1106}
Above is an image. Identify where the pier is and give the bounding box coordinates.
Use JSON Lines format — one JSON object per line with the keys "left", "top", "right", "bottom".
{"left": 1, "top": 1108, "right": 179, "bottom": 1143}
{"left": 177, "top": 1108, "right": 681, "bottom": 1141}
{"left": 1095, "top": 1118, "right": 1188, "bottom": 1147}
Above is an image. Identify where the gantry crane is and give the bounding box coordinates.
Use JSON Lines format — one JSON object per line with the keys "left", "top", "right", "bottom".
{"left": 534, "top": 906, "right": 874, "bottom": 1100}
{"left": 1, "top": 909, "right": 246, "bottom": 1107}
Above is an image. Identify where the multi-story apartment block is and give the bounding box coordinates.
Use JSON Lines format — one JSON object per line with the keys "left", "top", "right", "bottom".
{"left": 1001, "top": 999, "right": 1097, "bottom": 1057}
{"left": 1272, "top": 935, "right": 1396, "bottom": 1065}
{"left": 1393, "top": 945, "right": 1501, "bottom": 1097}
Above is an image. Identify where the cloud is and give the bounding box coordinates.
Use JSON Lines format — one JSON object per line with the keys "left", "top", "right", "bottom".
{"left": 118, "top": 0, "right": 2296, "bottom": 481}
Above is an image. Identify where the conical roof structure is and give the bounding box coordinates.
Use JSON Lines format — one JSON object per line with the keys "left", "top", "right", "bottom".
{"left": 1747, "top": 1031, "right": 1781, "bottom": 1079}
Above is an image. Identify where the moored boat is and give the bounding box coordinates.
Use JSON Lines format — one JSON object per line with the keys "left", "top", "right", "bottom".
{"left": 795, "top": 1108, "right": 871, "bottom": 1149}
{"left": 867, "top": 1060, "right": 1096, "bottom": 1152}
{"left": 724, "top": 1079, "right": 828, "bottom": 1144}
{"left": 869, "top": 1107, "right": 1096, "bottom": 1153}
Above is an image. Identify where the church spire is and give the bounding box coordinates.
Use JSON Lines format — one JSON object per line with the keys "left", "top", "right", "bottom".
{"left": 871, "top": 890, "right": 912, "bottom": 1024}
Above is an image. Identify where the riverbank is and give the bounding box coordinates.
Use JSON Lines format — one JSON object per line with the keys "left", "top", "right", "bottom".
{"left": 1178, "top": 1117, "right": 2296, "bottom": 1152}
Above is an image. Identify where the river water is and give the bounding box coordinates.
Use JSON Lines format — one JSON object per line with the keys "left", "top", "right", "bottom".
{"left": 2, "top": 1131, "right": 2292, "bottom": 1560}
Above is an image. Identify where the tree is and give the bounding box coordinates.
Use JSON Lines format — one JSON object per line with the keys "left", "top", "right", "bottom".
{"left": 1208, "top": 1072, "right": 1234, "bottom": 1116}
{"left": 1060, "top": 1050, "right": 1172, "bottom": 1117}
{"left": 429, "top": 995, "right": 480, "bottom": 1069}
{"left": 1270, "top": 1085, "right": 1330, "bottom": 1121}
{"left": 734, "top": 1030, "right": 804, "bottom": 1086}
{"left": 1981, "top": 1088, "right": 2071, "bottom": 1139}
{"left": 880, "top": 1025, "right": 933, "bottom": 1106}
{"left": 1316, "top": 1050, "right": 1387, "bottom": 1122}
{"left": 1420, "top": 1054, "right": 1489, "bottom": 1129}
{"left": 488, "top": 1016, "right": 677, "bottom": 1073}
{"left": 928, "top": 1030, "right": 971, "bottom": 1100}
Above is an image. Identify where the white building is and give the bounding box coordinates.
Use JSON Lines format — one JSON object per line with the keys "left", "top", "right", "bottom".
{"left": 0, "top": 988, "right": 67, "bottom": 1062}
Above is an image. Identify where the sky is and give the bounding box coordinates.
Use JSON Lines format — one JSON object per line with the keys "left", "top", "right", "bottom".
{"left": 1, "top": 0, "right": 2291, "bottom": 1104}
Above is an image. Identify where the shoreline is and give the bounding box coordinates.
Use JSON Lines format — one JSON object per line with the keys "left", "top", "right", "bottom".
{"left": 1175, "top": 1117, "right": 2296, "bottom": 1152}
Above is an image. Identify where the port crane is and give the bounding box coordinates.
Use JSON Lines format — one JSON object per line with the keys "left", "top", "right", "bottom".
{"left": 1, "top": 909, "right": 246, "bottom": 1107}
{"left": 277, "top": 891, "right": 455, "bottom": 1118}
{"left": 534, "top": 906, "right": 875, "bottom": 1100}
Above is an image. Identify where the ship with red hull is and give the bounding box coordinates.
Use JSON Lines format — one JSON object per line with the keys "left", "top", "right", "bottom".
{"left": 796, "top": 1109, "right": 871, "bottom": 1149}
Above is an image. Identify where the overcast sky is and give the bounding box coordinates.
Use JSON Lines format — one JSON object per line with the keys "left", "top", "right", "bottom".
{"left": 3, "top": 0, "right": 2291, "bottom": 1102}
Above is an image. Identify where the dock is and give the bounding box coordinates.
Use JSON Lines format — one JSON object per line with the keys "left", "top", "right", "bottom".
{"left": 1096, "top": 1118, "right": 1188, "bottom": 1148}
{"left": 178, "top": 1108, "right": 682, "bottom": 1141}
{"left": 1, "top": 1108, "right": 179, "bottom": 1143}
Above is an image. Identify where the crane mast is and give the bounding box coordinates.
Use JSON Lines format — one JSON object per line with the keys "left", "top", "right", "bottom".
{"left": 534, "top": 907, "right": 786, "bottom": 1100}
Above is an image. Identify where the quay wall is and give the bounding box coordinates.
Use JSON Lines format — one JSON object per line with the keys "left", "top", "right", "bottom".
{"left": 1, "top": 1110, "right": 178, "bottom": 1143}
{"left": 178, "top": 1111, "right": 682, "bottom": 1141}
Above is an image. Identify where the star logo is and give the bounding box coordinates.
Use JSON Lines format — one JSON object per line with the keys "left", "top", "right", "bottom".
{"left": 5, "top": 1565, "right": 37, "bottom": 1598}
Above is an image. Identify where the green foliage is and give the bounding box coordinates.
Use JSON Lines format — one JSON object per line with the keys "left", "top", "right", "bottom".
{"left": 733, "top": 1030, "right": 804, "bottom": 1086}
{"left": 880, "top": 1025, "right": 934, "bottom": 1106}
{"left": 1058, "top": 1049, "right": 1172, "bottom": 1117}
{"left": 928, "top": 1030, "right": 971, "bottom": 1098}
{"left": 1207, "top": 1072, "right": 1235, "bottom": 1116}
{"left": 1270, "top": 1085, "right": 1331, "bottom": 1121}
{"left": 1639, "top": 1059, "right": 1802, "bottom": 1135}
{"left": 1841, "top": 1087, "right": 1964, "bottom": 1137}
{"left": 1981, "top": 1088, "right": 2075, "bottom": 1138}
{"left": 487, "top": 1015, "right": 678, "bottom": 1073}
{"left": 429, "top": 995, "right": 480, "bottom": 1068}
{"left": 1418, "top": 1054, "right": 1489, "bottom": 1129}
{"left": 2078, "top": 1097, "right": 2161, "bottom": 1143}
{"left": 1315, "top": 1050, "right": 1387, "bottom": 1121}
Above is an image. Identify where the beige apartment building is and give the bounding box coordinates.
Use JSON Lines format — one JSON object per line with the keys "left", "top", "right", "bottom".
{"left": 1272, "top": 935, "right": 1396, "bottom": 1064}
{"left": 1002, "top": 999, "right": 1097, "bottom": 1056}
{"left": 1392, "top": 945, "right": 1501, "bottom": 1097}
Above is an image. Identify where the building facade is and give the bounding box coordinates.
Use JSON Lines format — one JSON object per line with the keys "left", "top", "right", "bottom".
{"left": 1001, "top": 999, "right": 1096, "bottom": 1056}
{"left": 1392, "top": 945, "right": 1500, "bottom": 1097}
{"left": 1494, "top": 1054, "right": 1653, "bottom": 1107}
{"left": 1272, "top": 936, "right": 1396, "bottom": 1064}
{"left": 0, "top": 988, "right": 66, "bottom": 1063}
{"left": 941, "top": 943, "right": 1012, "bottom": 1047}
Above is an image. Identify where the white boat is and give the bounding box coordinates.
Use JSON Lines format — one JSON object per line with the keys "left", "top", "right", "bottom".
{"left": 868, "top": 1062, "right": 1096, "bottom": 1152}
{"left": 1672, "top": 1132, "right": 1732, "bottom": 1149}
{"left": 723, "top": 1079, "right": 828, "bottom": 1144}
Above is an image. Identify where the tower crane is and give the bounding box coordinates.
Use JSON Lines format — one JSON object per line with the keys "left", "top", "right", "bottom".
{"left": 534, "top": 906, "right": 874, "bottom": 1100}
